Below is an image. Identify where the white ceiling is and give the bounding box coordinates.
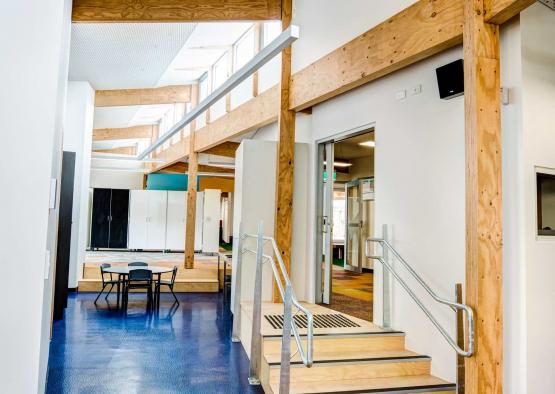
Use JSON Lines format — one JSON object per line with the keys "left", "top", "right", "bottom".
{"left": 158, "top": 22, "right": 253, "bottom": 86}
{"left": 73, "top": 22, "right": 254, "bottom": 130}
{"left": 69, "top": 23, "right": 196, "bottom": 90}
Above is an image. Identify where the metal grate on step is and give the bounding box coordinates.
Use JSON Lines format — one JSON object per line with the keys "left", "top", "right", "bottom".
{"left": 264, "top": 313, "right": 360, "bottom": 330}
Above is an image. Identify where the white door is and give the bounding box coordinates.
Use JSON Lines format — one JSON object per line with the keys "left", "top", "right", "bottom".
{"left": 128, "top": 190, "right": 148, "bottom": 249}
{"left": 146, "top": 190, "right": 168, "bottom": 249}
{"left": 202, "top": 189, "right": 221, "bottom": 253}
{"left": 166, "top": 191, "right": 186, "bottom": 250}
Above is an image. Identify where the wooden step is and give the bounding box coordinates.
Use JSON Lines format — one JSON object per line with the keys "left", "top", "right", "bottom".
{"left": 263, "top": 332, "right": 407, "bottom": 364}
{"left": 269, "top": 374, "right": 456, "bottom": 394}
{"left": 77, "top": 278, "right": 218, "bottom": 293}
{"left": 267, "top": 357, "right": 432, "bottom": 383}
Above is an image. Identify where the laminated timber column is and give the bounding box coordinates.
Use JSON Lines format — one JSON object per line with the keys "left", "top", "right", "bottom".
{"left": 273, "top": 0, "right": 295, "bottom": 302}
{"left": 184, "top": 84, "right": 200, "bottom": 269}
{"left": 463, "top": 1, "right": 502, "bottom": 393}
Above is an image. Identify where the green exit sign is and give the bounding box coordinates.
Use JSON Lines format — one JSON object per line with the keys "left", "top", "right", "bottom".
{"left": 323, "top": 171, "right": 337, "bottom": 181}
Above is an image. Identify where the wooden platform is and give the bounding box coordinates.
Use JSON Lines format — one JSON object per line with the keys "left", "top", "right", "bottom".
{"left": 239, "top": 302, "right": 456, "bottom": 394}
{"left": 78, "top": 252, "right": 230, "bottom": 293}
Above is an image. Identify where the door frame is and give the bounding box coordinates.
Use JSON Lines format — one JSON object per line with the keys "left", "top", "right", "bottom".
{"left": 313, "top": 123, "right": 375, "bottom": 304}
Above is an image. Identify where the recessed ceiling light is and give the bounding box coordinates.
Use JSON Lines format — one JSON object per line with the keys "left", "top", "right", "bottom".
{"left": 324, "top": 161, "right": 353, "bottom": 168}
{"left": 359, "top": 140, "right": 375, "bottom": 148}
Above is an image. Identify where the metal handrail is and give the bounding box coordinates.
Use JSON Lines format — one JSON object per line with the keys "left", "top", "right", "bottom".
{"left": 366, "top": 237, "right": 474, "bottom": 357}
{"left": 232, "top": 222, "right": 313, "bottom": 394}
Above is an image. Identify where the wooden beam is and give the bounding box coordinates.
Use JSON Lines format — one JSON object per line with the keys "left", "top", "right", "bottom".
{"left": 95, "top": 85, "right": 191, "bottom": 107}
{"left": 149, "top": 0, "right": 534, "bottom": 169}
{"left": 93, "top": 146, "right": 137, "bottom": 155}
{"left": 194, "top": 85, "right": 279, "bottom": 153}
{"left": 273, "top": 0, "right": 294, "bottom": 302}
{"left": 252, "top": 22, "right": 263, "bottom": 98}
{"left": 203, "top": 142, "right": 240, "bottom": 158}
{"left": 463, "top": 0, "right": 503, "bottom": 393}
{"left": 484, "top": 0, "right": 535, "bottom": 24}
{"left": 72, "top": 0, "right": 282, "bottom": 22}
{"left": 93, "top": 125, "right": 156, "bottom": 141}
{"left": 158, "top": 162, "right": 234, "bottom": 174}
{"left": 184, "top": 84, "right": 199, "bottom": 269}
{"left": 289, "top": 0, "right": 464, "bottom": 111}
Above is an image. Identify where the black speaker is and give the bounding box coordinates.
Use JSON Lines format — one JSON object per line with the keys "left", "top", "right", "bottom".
{"left": 436, "top": 59, "right": 464, "bottom": 99}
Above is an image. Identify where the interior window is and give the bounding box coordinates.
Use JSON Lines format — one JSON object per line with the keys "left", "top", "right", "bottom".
{"left": 263, "top": 21, "right": 282, "bottom": 47}
{"left": 234, "top": 27, "right": 255, "bottom": 70}
{"left": 537, "top": 171, "right": 555, "bottom": 236}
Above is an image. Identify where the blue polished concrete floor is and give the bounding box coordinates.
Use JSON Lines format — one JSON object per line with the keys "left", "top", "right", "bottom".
{"left": 46, "top": 292, "right": 264, "bottom": 394}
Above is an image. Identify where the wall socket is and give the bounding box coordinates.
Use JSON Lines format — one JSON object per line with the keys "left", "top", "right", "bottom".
{"left": 395, "top": 90, "right": 407, "bottom": 100}
{"left": 410, "top": 84, "right": 422, "bottom": 96}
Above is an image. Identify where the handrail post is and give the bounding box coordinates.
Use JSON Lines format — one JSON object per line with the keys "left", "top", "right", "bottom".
{"left": 382, "top": 224, "right": 391, "bottom": 329}
{"left": 279, "top": 284, "right": 293, "bottom": 394}
{"left": 232, "top": 222, "right": 243, "bottom": 342}
{"left": 248, "top": 221, "right": 264, "bottom": 385}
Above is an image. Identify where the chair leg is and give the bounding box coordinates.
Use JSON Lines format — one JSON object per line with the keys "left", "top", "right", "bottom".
{"left": 105, "top": 283, "right": 114, "bottom": 299}
{"left": 170, "top": 286, "right": 179, "bottom": 305}
{"left": 94, "top": 284, "right": 107, "bottom": 304}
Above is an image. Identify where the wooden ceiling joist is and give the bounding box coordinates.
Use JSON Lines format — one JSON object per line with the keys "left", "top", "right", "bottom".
{"left": 158, "top": 162, "right": 234, "bottom": 174}
{"left": 484, "top": 0, "right": 536, "bottom": 24}
{"left": 93, "top": 125, "right": 156, "bottom": 141}
{"left": 194, "top": 85, "right": 279, "bottom": 153}
{"left": 203, "top": 142, "right": 240, "bottom": 158}
{"left": 72, "top": 0, "right": 282, "bottom": 23}
{"left": 94, "top": 146, "right": 137, "bottom": 155}
{"left": 95, "top": 85, "right": 191, "bottom": 107}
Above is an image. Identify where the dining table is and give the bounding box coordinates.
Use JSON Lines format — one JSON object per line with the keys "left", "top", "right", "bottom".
{"left": 103, "top": 265, "right": 174, "bottom": 309}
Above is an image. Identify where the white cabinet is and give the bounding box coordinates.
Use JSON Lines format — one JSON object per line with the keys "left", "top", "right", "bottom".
{"left": 128, "top": 189, "right": 219, "bottom": 252}
{"left": 146, "top": 190, "right": 168, "bottom": 249}
{"left": 166, "top": 191, "right": 186, "bottom": 250}
{"left": 128, "top": 190, "right": 149, "bottom": 249}
{"left": 188, "top": 192, "right": 204, "bottom": 251}
{"left": 202, "top": 189, "right": 221, "bottom": 253}
{"left": 128, "top": 190, "right": 168, "bottom": 250}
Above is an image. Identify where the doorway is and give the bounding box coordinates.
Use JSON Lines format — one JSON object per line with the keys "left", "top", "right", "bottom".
{"left": 316, "top": 129, "right": 375, "bottom": 321}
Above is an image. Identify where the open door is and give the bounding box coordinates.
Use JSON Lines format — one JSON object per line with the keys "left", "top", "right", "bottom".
{"left": 316, "top": 142, "right": 334, "bottom": 304}
{"left": 344, "top": 180, "right": 363, "bottom": 273}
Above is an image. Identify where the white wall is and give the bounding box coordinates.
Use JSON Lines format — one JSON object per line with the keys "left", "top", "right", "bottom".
{"left": 90, "top": 169, "right": 144, "bottom": 190}
{"left": 231, "top": 140, "right": 310, "bottom": 315}
{"left": 64, "top": 82, "right": 95, "bottom": 288}
{"left": 519, "top": 5, "right": 555, "bottom": 392}
{"left": 0, "top": 1, "right": 72, "bottom": 392}
{"left": 311, "top": 47, "right": 465, "bottom": 382}
{"left": 500, "top": 17, "right": 526, "bottom": 394}
{"left": 500, "top": 6, "right": 555, "bottom": 393}
{"left": 291, "top": 0, "right": 417, "bottom": 72}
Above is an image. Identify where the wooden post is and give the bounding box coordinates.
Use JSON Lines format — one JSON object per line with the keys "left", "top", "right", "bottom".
{"left": 273, "top": 0, "right": 295, "bottom": 302}
{"left": 456, "top": 283, "right": 465, "bottom": 394}
{"left": 184, "top": 84, "right": 199, "bottom": 269}
{"left": 252, "top": 22, "right": 262, "bottom": 98}
{"left": 463, "top": 0, "right": 503, "bottom": 393}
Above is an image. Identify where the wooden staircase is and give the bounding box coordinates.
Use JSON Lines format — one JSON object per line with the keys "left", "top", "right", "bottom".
{"left": 241, "top": 303, "right": 456, "bottom": 394}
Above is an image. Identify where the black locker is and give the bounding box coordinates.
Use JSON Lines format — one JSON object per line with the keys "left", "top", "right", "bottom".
{"left": 109, "top": 189, "right": 130, "bottom": 248}
{"left": 54, "top": 151, "right": 76, "bottom": 320}
{"left": 90, "top": 188, "right": 129, "bottom": 249}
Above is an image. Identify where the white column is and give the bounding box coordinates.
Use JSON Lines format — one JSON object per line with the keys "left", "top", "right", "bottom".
{"left": 0, "top": 1, "right": 72, "bottom": 392}
{"left": 63, "top": 82, "right": 95, "bottom": 288}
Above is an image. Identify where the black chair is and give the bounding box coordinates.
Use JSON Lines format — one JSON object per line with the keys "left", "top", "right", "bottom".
{"left": 128, "top": 262, "right": 148, "bottom": 267}
{"left": 123, "top": 269, "right": 153, "bottom": 310}
{"left": 156, "top": 266, "right": 179, "bottom": 305}
{"left": 94, "top": 263, "right": 119, "bottom": 304}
